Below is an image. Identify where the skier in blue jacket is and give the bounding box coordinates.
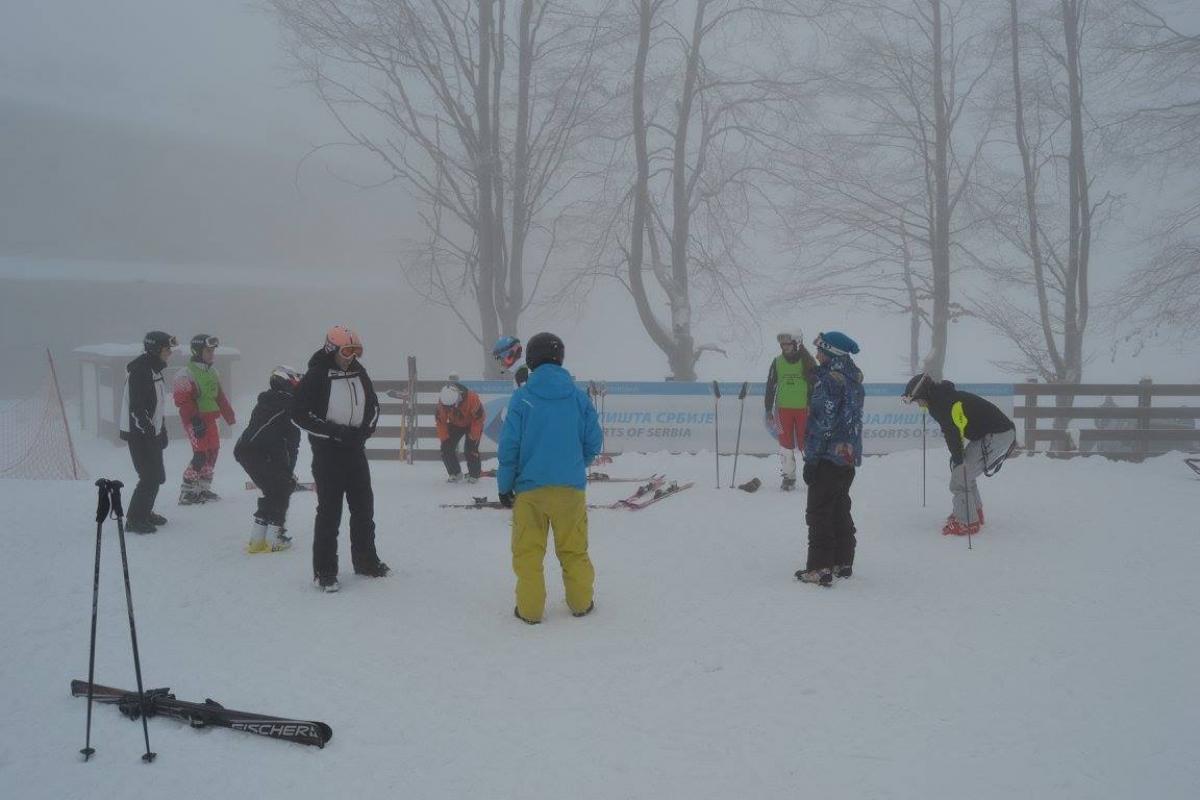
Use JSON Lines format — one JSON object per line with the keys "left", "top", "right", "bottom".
{"left": 797, "top": 331, "right": 865, "bottom": 587}
{"left": 497, "top": 332, "right": 604, "bottom": 624}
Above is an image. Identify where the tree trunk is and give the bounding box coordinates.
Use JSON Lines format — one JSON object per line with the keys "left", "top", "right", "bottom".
{"left": 925, "top": 0, "right": 951, "bottom": 380}
{"left": 475, "top": 0, "right": 502, "bottom": 379}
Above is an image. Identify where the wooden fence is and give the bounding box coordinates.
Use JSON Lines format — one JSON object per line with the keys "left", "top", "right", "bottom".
{"left": 1014, "top": 379, "right": 1200, "bottom": 460}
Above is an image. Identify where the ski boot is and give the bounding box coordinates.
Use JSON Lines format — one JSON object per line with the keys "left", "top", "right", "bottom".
{"left": 781, "top": 475, "right": 797, "bottom": 492}
{"left": 447, "top": 474, "right": 463, "bottom": 483}
{"left": 247, "top": 518, "right": 271, "bottom": 554}
{"left": 315, "top": 575, "right": 340, "bottom": 593}
{"left": 942, "top": 517, "right": 981, "bottom": 536}
{"left": 198, "top": 481, "right": 220, "bottom": 502}
{"left": 178, "top": 482, "right": 205, "bottom": 505}
{"left": 795, "top": 567, "right": 833, "bottom": 586}
{"left": 465, "top": 475, "right": 479, "bottom": 484}
{"left": 833, "top": 565, "right": 853, "bottom": 579}
{"left": 514, "top": 606, "right": 541, "bottom": 625}
{"left": 571, "top": 601, "right": 595, "bottom": 618}
{"left": 148, "top": 512, "right": 168, "bottom": 526}
{"left": 125, "top": 518, "right": 158, "bottom": 534}
{"left": 266, "top": 524, "right": 292, "bottom": 552}
{"left": 354, "top": 560, "right": 390, "bottom": 578}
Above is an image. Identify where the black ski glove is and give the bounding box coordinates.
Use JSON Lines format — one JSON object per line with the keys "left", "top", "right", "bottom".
{"left": 158, "top": 428, "right": 168, "bottom": 450}
{"left": 191, "top": 416, "right": 206, "bottom": 438}
{"left": 802, "top": 461, "right": 817, "bottom": 486}
{"left": 334, "top": 425, "right": 363, "bottom": 446}
{"left": 498, "top": 491, "right": 515, "bottom": 509}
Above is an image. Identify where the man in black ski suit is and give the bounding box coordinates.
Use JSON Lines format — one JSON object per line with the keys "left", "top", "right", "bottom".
{"left": 292, "top": 326, "right": 389, "bottom": 592}
{"left": 121, "top": 331, "right": 176, "bottom": 533}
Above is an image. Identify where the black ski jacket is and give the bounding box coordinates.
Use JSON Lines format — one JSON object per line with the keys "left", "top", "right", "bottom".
{"left": 234, "top": 388, "right": 300, "bottom": 470}
{"left": 291, "top": 349, "right": 380, "bottom": 449}
{"left": 120, "top": 351, "right": 168, "bottom": 444}
{"left": 924, "top": 381, "right": 1015, "bottom": 465}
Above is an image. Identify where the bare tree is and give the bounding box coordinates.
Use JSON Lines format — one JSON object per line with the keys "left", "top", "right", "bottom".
{"left": 582, "top": 0, "right": 820, "bottom": 380}
{"left": 1106, "top": 0, "right": 1200, "bottom": 347}
{"left": 782, "top": 0, "right": 997, "bottom": 378}
{"left": 271, "top": 0, "right": 609, "bottom": 375}
{"left": 974, "top": 0, "right": 1118, "bottom": 387}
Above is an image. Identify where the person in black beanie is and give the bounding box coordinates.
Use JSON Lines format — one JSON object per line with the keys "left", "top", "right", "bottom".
{"left": 901, "top": 373, "right": 1016, "bottom": 536}
{"left": 121, "top": 331, "right": 176, "bottom": 534}
{"left": 292, "top": 326, "right": 388, "bottom": 592}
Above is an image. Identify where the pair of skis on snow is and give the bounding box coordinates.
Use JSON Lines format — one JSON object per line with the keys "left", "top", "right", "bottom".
{"left": 440, "top": 475, "right": 694, "bottom": 511}
{"left": 71, "top": 680, "right": 332, "bottom": 749}
{"left": 478, "top": 469, "right": 649, "bottom": 483}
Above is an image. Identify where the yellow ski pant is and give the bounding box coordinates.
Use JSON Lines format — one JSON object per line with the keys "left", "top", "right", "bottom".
{"left": 512, "top": 486, "right": 594, "bottom": 621}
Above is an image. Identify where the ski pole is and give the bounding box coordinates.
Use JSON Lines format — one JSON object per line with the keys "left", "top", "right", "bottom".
{"left": 711, "top": 381, "right": 721, "bottom": 488}
{"left": 730, "top": 381, "right": 748, "bottom": 487}
{"left": 108, "top": 482, "right": 157, "bottom": 763}
{"left": 81, "top": 479, "right": 112, "bottom": 761}
{"left": 922, "top": 412, "right": 927, "bottom": 507}
{"left": 962, "top": 460, "right": 973, "bottom": 551}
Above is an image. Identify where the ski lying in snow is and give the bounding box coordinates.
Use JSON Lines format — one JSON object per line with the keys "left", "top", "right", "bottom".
{"left": 476, "top": 469, "right": 659, "bottom": 483}
{"left": 1186, "top": 458, "right": 1200, "bottom": 477}
{"left": 440, "top": 477, "right": 669, "bottom": 511}
{"left": 601, "top": 475, "right": 668, "bottom": 509}
{"left": 244, "top": 481, "right": 316, "bottom": 491}
{"left": 619, "top": 481, "right": 694, "bottom": 510}
{"left": 440, "top": 497, "right": 508, "bottom": 510}
{"left": 71, "top": 680, "right": 332, "bottom": 748}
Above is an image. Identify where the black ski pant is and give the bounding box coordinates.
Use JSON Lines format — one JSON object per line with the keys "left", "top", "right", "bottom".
{"left": 805, "top": 460, "right": 856, "bottom": 571}
{"left": 126, "top": 435, "right": 165, "bottom": 523}
{"left": 237, "top": 452, "right": 293, "bottom": 526}
{"left": 311, "top": 443, "right": 380, "bottom": 578}
{"left": 440, "top": 426, "right": 481, "bottom": 479}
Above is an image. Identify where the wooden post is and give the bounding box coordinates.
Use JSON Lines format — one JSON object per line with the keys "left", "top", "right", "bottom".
{"left": 1137, "top": 377, "right": 1153, "bottom": 460}
{"left": 1025, "top": 378, "right": 1038, "bottom": 455}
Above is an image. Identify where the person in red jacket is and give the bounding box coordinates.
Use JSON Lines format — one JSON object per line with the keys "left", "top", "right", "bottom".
{"left": 436, "top": 381, "right": 486, "bottom": 483}
{"left": 173, "top": 334, "right": 236, "bottom": 504}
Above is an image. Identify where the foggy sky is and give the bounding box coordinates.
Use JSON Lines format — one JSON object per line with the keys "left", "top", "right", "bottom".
{"left": 2, "top": 0, "right": 1198, "bottom": 392}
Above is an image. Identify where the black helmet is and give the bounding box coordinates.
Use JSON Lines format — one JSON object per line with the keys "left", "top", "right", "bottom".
{"left": 526, "top": 332, "right": 565, "bottom": 370}
{"left": 190, "top": 334, "right": 220, "bottom": 359}
{"left": 901, "top": 373, "right": 933, "bottom": 404}
{"left": 143, "top": 331, "right": 177, "bottom": 354}
{"left": 269, "top": 365, "right": 302, "bottom": 393}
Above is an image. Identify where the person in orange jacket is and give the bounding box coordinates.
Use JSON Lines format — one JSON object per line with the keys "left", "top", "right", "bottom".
{"left": 437, "top": 380, "right": 486, "bottom": 483}
{"left": 173, "top": 334, "right": 236, "bottom": 504}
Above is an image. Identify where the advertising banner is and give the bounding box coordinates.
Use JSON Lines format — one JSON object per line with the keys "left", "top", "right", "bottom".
{"left": 461, "top": 380, "right": 1013, "bottom": 456}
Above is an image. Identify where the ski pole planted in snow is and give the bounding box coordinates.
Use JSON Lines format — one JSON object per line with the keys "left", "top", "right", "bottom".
{"left": 730, "top": 381, "right": 749, "bottom": 488}
{"left": 922, "top": 411, "right": 927, "bottom": 507}
{"left": 108, "top": 482, "right": 156, "bottom": 762}
{"left": 711, "top": 381, "right": 721, "bottom": 488}
{"left": 81, "top": 480, "right": 112, "bottom": 761}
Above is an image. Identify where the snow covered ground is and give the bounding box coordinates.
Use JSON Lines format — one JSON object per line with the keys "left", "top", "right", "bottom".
{"left": 2, "top": 439, "right": 1198, "bottom": 799}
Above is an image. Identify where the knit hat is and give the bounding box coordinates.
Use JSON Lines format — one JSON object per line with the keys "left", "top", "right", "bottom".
{"left": 814, "top": 331, "right": 859, "bottom": 357}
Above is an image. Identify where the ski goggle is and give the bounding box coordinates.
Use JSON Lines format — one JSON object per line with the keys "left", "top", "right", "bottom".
{"left": 197, "top": 336, "right": 220, "bottom": 349}
{"left": 777, "top": 334, "right": 797, "bottom": 346}
{"left": 338, "top": 344, "right": 363, "bottom": 359}
{"left": 146, "top": 335, "right": 178, "bottom": 349}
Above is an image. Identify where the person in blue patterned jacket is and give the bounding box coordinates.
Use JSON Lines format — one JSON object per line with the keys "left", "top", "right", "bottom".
{"left": 797, "top": 331, "right": 865, "bottom": 587}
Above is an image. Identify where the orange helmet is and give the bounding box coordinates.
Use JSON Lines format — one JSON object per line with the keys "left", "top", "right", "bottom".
{"left": 324, "top": 325, "right": 363, "bottom": 359}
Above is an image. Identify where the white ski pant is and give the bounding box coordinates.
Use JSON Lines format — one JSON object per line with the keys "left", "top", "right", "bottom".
{"left": 949, "top": 429, "right": 1016, "bottom": 524}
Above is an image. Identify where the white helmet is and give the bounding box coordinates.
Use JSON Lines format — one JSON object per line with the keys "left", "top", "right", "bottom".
{"left": 439, "top": 385, "right": 462, "bottom": 406}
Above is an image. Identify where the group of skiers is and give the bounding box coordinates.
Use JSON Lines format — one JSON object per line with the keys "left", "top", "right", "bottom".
{"left": 119, "top": 322, "right": 1015, "bottom": 606}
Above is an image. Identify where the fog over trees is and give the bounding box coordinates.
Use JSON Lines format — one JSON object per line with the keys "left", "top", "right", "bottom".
{"left": 1, "top": 0, "right": 1197, "bottom": 385}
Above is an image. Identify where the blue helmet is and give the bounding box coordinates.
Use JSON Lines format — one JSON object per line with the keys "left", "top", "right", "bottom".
{"left": 492, "top": 336, "right": 523, "bottom": 370}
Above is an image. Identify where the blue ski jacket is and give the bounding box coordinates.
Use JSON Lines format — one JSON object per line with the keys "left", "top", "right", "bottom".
{"left": 497, "top": 364, "right": 603, "bottom": 495}
{"left": 803, "top": 354, "right": 865, "bottom": 467}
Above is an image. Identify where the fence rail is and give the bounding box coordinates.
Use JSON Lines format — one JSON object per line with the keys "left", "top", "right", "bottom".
{"left": 1016, "top": 379, "right": 1200, "bottom": 460}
